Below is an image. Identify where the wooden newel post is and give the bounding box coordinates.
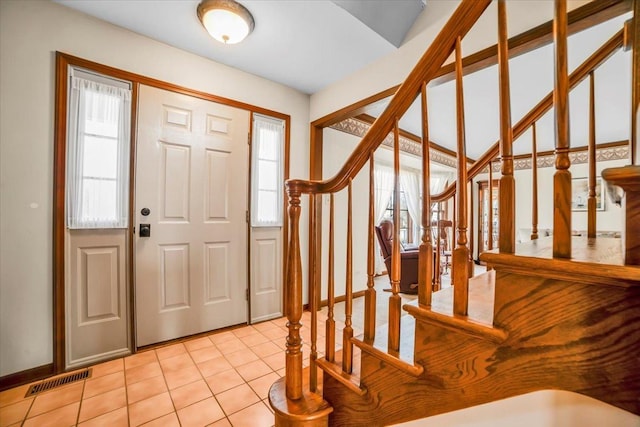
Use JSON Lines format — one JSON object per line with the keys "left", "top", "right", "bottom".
{"left": 285, "top": 185, "right": 303, "bottom": 400}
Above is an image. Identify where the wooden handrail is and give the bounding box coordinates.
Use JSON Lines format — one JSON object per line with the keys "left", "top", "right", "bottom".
{"left": 432, "top": 29, "right": 624, "bottom": 203}
{"left": 286, "top": 0, "right": 492, "bottom": 197}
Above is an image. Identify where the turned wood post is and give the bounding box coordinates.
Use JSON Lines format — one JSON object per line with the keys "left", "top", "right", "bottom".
{"left": 453, "top": 36, "right": 470, "bottom": 316}
{"left": 531, "top": 123, "right": 539, "bottom": 240}
{"left": 284, "top": 185, "right": 303, "bottom": 400}
{"left": 364, "top": 156, "right": 377, "bottom": 342}
{"left": 498, "top": 0, "right": 515, "bottom": 254}
{"left": 488, "top": 161, "right": 494, "bottom": 251}
{"left": 553, "top": 0, "right": 572, "bottom": 258}
{"left": 342, "top": 180, "right": 354, "bottom": 374}
{"left": 419, "top": 82, "right": 434, "bottom": 307}
{"left": 326, "top": 194, "right": 336, "bottom": 361}
{"left": 388, "top": 119, "right": 402, "bottom": 354}
{"left": 588, "top": 71, "right": 597, "bottom": 238}
{"left": 631, "top": 0, "right": 639, "bottom": 164}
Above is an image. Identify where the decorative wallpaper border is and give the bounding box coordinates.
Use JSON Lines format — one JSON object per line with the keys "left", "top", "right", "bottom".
{"left": 330, "top": 117, "right": 458, "bottom": 169}
{"left": 486, "top": 144, "right": 629, "bottom": 173}
{"left": 330, "top": 117, "right": 629, "bottom": 173}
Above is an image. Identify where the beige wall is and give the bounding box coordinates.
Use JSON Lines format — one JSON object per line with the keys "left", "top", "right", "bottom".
{"left": 0, "top": 0, "right": 310, "bottom": 376}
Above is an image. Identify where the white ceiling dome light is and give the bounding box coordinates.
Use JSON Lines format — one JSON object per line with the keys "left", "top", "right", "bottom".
{"left": 197, "top": 0, "right": 255, "bottom": 45}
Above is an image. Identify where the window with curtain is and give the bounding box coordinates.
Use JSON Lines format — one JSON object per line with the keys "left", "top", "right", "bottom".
{"left": 251, "top": 114, "right": 284, "bottom": 227}
{"left": 383, "top": 190, "right": 412, "bottom": 244}
{"left": 66, "top": 68, "right": 131, "bottom": 229}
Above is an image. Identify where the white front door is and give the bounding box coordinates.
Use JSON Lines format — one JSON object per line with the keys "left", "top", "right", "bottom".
{"left": 135, "top": 85, "right": 249, "bottom": 347}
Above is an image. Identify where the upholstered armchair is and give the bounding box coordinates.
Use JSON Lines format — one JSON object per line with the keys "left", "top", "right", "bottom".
{"left": 374, "top": 219, "right": 419, "bottom": 294}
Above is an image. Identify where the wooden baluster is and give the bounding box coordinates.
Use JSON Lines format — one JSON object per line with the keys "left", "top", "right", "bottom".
{"left": 553, "top": 0, "right": 572, "bottom": 258}
{"left": 388, "top": 119, "right": 402, "bottom": 355}
{"left": 342, "top": 180, "right": 354, "bottom": 374}
{"left": 284, "top": 187, "right": 303, "bottom": 400}
{"left": 588, "top": 71, "right": 597, "bottom": 238}
{"left": 498, "top": 0, "right": 515, "bottom": 254}
{"left": 419, "top": 82, "right": 434, "bottom": 307}
{"left": 325, "top": 193, "right": 335, "bottom": 362}
{"left": 632, "top": 0, "right": 639, "bottom": 165}
{"left": 488, "top": 161, "right": 494, "bottom": 251}
{"left": 453, "top": 36, "right": 469, "bottom": 316}
{"left": 531, "top": 122, "right": 539, "bottom": 240}
{"left": 434, "top": 210, "right": 442, "bottom": 291}
{"left": 469, "top": 183, "right": 475, "bottom": 278}
{"left": 364, "top": 156, "right": 376, "bottom": 342}
{"left": 310, "top": 212, "right": 318, "bottom": 392}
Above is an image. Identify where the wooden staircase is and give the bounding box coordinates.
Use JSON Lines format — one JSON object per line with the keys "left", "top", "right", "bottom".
{"left": 321, "top": 238, "right": 640, "bottom": 426}
{"left": 269, "top": 0, "right": 640, "bottom": 425}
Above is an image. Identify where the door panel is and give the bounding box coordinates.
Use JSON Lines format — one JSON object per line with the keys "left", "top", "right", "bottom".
{"left": 135, "top": 85, "right": 249, "bottom": 347}
{"left": 250, "top": 227, "right": 282, "bottom": 322}
{"left": 66, "top": 229, "right": 130, "bottom": 368}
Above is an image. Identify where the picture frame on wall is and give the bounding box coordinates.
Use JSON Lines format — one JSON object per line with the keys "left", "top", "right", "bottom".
{"left": 571, "top": 177, "right": 605, "bottom": 211}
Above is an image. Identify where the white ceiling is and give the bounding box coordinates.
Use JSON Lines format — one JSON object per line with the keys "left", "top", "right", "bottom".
{"left": 54, "top": 0, "right": 631, "bottom": 160}
{"left": 54, "top": 0, "right": 426, "bottom": 95}
{"left": 366, "top": 14, "right": 631, "bottom": 159}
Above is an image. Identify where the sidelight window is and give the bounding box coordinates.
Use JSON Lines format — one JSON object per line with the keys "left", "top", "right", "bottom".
{"left": 66, "top": 68, "right": 131, "bottom": 229}
{"left": 251, "top": 114, "right": 285, "bottom": 227}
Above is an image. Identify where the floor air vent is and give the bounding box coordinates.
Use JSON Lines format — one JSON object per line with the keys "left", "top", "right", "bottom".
{"left": 25, "top": 368, "right": 92, "bottom": 396}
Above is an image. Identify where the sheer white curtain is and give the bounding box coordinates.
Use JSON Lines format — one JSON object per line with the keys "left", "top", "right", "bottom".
{"left": 400, "top": 169, "right": 421, "bottom": 244}
{"left": 66, "top": 74, "right": 131, "bottom": 228}
{"left": 373, "top": 164, "right": 394, "bottom": 274}
{"left": 251, "top": 114, "right": 285, "bottom": 227}
{"left": 430, "top": 172, "right": 453, "bottom": 195}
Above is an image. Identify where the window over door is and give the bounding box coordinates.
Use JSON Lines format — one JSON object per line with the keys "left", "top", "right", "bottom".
{"left": 66, "top": 68, "right": 132, "bottom": 229}
{"left": 251, "top": 114, "right": 284, "bottom": 227}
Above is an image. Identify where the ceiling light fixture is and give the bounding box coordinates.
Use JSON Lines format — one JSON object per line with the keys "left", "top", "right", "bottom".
{"left": 197, "top": 0, "right": 255, "bottom": 45}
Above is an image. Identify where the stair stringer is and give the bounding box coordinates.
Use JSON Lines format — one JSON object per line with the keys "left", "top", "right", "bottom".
{"left": 321, "top": 262, "right": 640, "bottom": 426}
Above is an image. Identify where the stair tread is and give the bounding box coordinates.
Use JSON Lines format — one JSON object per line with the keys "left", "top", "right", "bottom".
{"left": 411, "top": 270, "right": 496, "bottom": 326}
{"left": 481, "top": 236, "right": 640, "bottom": 284}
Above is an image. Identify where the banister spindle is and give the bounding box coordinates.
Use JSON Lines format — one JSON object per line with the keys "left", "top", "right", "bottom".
{"left": 553, "top": 0, "right": 572, "bottom": 258}
{"left": 488, "top": 161, "right": 494, "bottom": 251}
{"left": 453, "top": 36, "right": 470, "bottom": 316}
{"left": 388, "top": 119, "right": 402, "bottom": 354}
{"left": 531, "top": 122, "right": 539, "bottom": 240}
{"left": 342, "top": 180, "right": 354, "bottom": 374}
{"left": 419, "top": 82, "right": 434, "bottom": 307}
{"left": 498, "top": 0, "right": 515, "bottom": 254}
{"left": 588, "top": 71, "right": 597, "bottom": 238}
{"left": 325, "top": 193, "right": 335, "bottom": 362}
{"left": 284, "top": 187, "right": 303, "bottom": 400}
{"left": 364, "top": 156, "right": 376, "bottom": 342}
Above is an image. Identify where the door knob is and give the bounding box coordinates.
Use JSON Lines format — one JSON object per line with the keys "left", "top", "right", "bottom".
{"left": 139, "top": 224, "right": 151, "bottom": 237}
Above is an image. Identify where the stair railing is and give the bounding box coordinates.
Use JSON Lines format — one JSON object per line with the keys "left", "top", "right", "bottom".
{"left": 275, "top": 0, "right": 492, "bottom": 414}
{"left": 270, "top": 0, "right": 634, "bottom": 424}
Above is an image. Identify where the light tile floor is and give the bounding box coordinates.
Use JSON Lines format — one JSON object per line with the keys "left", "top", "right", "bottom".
{"left": 0, "top": 269, "right": 474, "bottom": 427}
{"left": 0, "top": 316, "right": 295, "bottom": 427}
